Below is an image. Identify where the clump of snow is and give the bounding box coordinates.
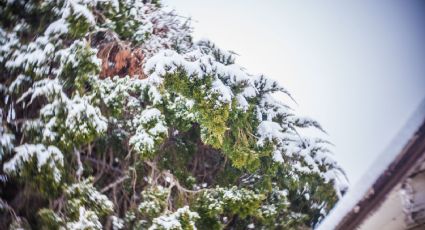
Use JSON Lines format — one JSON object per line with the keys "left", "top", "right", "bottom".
{"left": 8, "top": 74, "right": 31, "bottom": 92}
{"left": 144, "top": 39, "right": 254, "bottom": 107}
{"left": 256, "top": 121, "right": 287, "bottom": 146}
{"left": 165, "top": 94, "right": 197, "bottom": 123}
{"left": 0, "top": 109, "right": 15, "bottom": 160}
{"left": 149, "top": 206, "right": 199, "bottom": 230}
{"left": 96, "top": 76, "right": 163, "bottom": 109}
{"left": 65, "top": 0, "right": 97, "bottom": 25}
{"left": 111, "top": 215, "right": 124, "bottom": 230}
{"left": 3, "top": 144, "right": 64, "bottom": 182}
{"left": 66, "top": 179, "right": 114, "bottom": 214}
{"left": 65, "top": 95, "right": 108, "bottom": 136}
{"left": 18, "top": 78, "right": 65, "bottom": 105}
{"left": 135, "top": 3, "right": 193, "bottom": 57}
{"left": 130, "top": 107, "right": 168, "bottom": 154}
{"left": 66, "top": 206, "right": 102, "bottom": 230}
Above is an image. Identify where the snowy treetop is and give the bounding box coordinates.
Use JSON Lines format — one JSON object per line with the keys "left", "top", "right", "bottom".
{"left": 0, "top": 0, "right": 347, "bottom": 229}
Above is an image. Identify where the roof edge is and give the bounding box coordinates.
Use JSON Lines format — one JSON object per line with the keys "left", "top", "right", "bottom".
{"left": 317, "top": 99, "right": 425, "bottom": 230}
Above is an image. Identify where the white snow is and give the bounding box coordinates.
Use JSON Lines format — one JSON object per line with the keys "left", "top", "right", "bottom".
{"left": 66, "top": 95, "right": 108, "bottom": 134}
{"left": 129, "top": 107, "right": 168, "bottom": 153}
{"left": 18, "top": 78, "right": 65, "bottom": 105}
{"left": 256, "top": 121, "right": 285, "bottom": 146}
{"left": 66, "top": 206, "right": 102, "bottom": 230}
{"left": 139, "top": 108, "right": 163, "bottom": 124}
{"left": 211, "top": 79, "right": 233, "bottom": 103}
{"left": 0, "top": 108, "right": 15, "bottom": 159}
{"left": 111, "top": 216, "right": 124, "bottom": 230}
{"left": 64, "top": 0, "right": 97, "bottom": 25}
{"left": 149, "top": 206, "right": 199, "bottom": 230}
{"left": 3, "top": 144, "right": 64, "bottom": 182}
{"left": 44, "top": 18, "right": 69, "bottom": 36}
{"left": 272, "top": 149, "right": 284, "bottom": 163}
{"left": 236, "top": 94, "right": 249, "bottom": 111}
{"left": 144, "top": 40, "right": 255, "bottom": 107}
{"left": 8, "top": 74, "right": 31, "bottom": 91}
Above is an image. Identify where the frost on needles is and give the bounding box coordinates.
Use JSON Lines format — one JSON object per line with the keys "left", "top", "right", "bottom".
{"left": 0, "top": 0, "right": 348, "bottom": 229}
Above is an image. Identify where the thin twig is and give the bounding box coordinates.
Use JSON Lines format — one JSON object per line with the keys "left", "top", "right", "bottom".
{"left": 101, "top": 175, "right": 129, "bottom": 193}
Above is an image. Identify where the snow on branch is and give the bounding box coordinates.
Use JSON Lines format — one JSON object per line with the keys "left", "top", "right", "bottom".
{"left": 3, "top": 144, "right": 64, "bottom": 182}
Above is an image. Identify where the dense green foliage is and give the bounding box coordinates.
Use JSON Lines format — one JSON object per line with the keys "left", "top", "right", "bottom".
{"left": 0, "top": 0, "right": 347, "bottom": 229}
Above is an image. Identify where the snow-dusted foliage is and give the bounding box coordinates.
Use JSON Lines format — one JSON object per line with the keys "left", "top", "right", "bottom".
{"left": 0, "top": 0, "right": 347, "bottom": 229}
{"left": 3, "top": 144, "right": 63, "bottom": 182}
{"left": 65, "top": 207, "right": 103, "bottom": 230}
{"left": 144, "top": 37, "right": 348, "bottom": 197}
{"left": 129, "top": 107, "right": 168, "bottom": 156}
{"left": 0, "top": 109, "right": 14, "bottom": 159}
{"left": 149, "top": 206, "right": 199, "bottom": 230}
{"left": 66, "top": 179, "right": 114, "bottom": 216}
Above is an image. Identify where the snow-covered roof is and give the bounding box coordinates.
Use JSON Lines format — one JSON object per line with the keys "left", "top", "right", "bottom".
{"left": 317, "top": 99, "right": 425, "bottom": 230}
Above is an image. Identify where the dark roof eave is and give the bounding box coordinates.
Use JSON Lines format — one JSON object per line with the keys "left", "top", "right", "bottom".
{"left": 334, "top": 118, "right": 425, "bottom": 230}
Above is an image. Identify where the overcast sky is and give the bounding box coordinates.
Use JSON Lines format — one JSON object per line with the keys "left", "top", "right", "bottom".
{"left": 162, "top": 0, "right": 425, "bottom": 185}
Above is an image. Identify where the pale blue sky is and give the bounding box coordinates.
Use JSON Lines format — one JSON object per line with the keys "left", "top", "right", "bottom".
{"left": 163, "top": 0, "right": 425, "bottom": 185}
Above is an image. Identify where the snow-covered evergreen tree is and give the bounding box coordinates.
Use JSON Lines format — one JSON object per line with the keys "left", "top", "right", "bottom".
{"left": 0, "top": 0, "right": 348, "bottom": 229}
